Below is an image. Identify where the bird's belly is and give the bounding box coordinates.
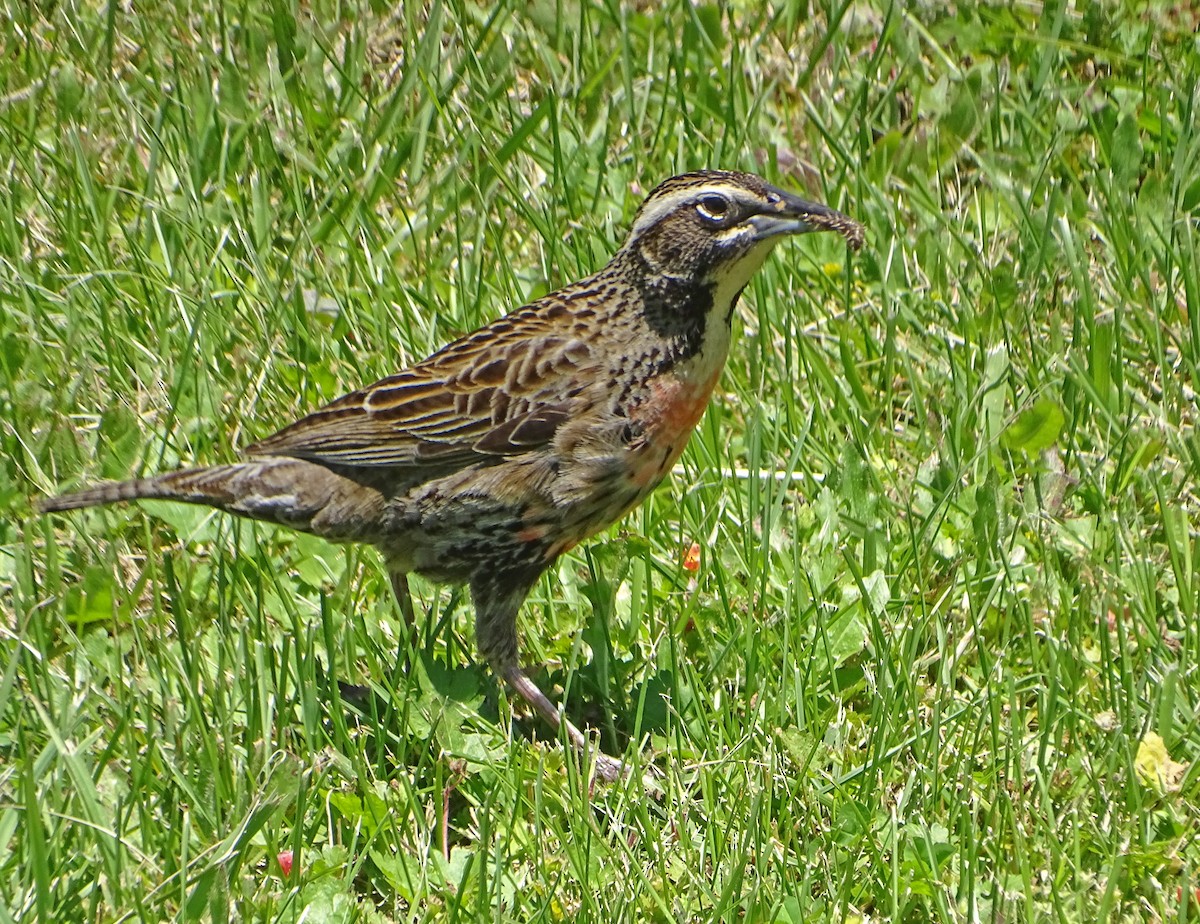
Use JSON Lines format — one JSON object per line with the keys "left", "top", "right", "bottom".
{"left": 390, "top": 365, "right": 725, "bottom": 570}
{"left": 525, "top": 369, "right": 722, "bottom": 560}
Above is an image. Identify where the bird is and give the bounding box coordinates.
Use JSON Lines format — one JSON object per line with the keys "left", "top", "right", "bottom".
{"left": 39, "top": 169, "right": 864, "bottom": 780}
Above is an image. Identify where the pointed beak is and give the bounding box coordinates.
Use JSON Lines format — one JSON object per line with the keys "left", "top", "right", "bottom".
{"left": 747, "top": 184, "right": 865, "bottom": 250}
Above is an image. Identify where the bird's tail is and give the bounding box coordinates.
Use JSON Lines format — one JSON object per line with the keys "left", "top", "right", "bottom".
{"left": 39, "top": 467, "right": 243, "bottom": 512}
{"left": 38, "top": 459, "right": 385, "bottom": 542}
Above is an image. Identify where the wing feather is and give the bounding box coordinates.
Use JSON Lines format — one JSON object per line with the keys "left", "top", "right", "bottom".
{"left": 244, "top": 303, "right": 598, "bottom": 469}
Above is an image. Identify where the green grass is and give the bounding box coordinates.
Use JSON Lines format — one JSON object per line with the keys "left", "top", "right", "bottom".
{"left": 3, "top": 0, "right": 1199, "bottom": 920}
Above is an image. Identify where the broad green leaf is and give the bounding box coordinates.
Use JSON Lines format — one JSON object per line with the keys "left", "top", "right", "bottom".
{"left": 1002, "top": 398, "right": 1065, "bottom": 455}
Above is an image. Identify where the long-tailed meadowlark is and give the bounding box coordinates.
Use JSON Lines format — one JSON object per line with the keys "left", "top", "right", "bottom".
{"left": 41, "top": 170, "right": 864, "bottom": 780}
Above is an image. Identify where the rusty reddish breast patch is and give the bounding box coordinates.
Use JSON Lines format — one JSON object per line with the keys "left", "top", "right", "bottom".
{"left": 627, "top": 369, "right": 722, "bottom": 488}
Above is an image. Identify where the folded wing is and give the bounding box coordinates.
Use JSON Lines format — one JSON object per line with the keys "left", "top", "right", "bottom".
{"left": 245, "top": 311, "right": 596, "bottom": 469}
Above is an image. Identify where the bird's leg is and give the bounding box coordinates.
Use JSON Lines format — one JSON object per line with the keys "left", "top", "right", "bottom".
{"left": 388, "top": 567, "right": 419, "bottom": 657}
{"left": 471, "top": 570, "right": 624, "bottom": 782}
{"left": 389, "top": 569, "right": 416, "bottom": 626}
{"left": 497, "top": 663, "right": 624, "bottom": 782}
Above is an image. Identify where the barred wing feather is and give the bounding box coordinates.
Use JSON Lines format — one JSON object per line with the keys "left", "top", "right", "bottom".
{"left": 244, "top": 321, "right": 595, "bottom": 468}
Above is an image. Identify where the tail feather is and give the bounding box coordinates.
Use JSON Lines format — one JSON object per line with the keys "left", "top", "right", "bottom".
{"left": 38, "top": 459, "right": 389, "bottom": 543}
{"left": 38, "top": 466, "right": 242, "bottom": 513}
{"left": 40, "top": 478, "right": 154, "bottom": 511}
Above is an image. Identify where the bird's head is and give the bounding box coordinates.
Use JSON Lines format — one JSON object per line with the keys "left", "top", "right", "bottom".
{"left": 621, "top": 170, "right": 863, "bottom": 289}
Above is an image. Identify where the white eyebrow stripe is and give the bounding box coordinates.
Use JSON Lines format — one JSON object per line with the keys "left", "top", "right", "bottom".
{"left": 627, "top": 183, "right": 761, "bottom": 240}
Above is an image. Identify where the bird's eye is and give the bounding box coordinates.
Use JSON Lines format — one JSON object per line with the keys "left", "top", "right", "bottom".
{"left": 696, "top": 195, "right": 730, "bottom": 222}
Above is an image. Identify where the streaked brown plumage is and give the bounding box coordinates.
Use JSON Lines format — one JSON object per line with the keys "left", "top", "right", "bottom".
{"left": 40, "top": 170, "right": 863, "bottom": 780}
